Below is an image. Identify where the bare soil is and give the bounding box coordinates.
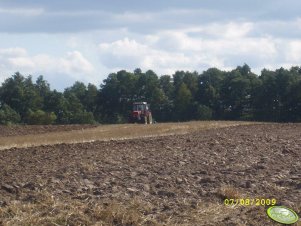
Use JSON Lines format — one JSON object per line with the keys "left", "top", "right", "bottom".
{"left": 0, "top": 123, "right": 300, "bottom": 225}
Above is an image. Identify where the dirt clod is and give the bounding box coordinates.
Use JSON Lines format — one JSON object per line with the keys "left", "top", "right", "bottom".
{"left": 1, "top": 184, "right": 15, "bottom": 194}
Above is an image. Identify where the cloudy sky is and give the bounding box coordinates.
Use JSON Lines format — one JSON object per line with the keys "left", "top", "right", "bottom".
{"left": 0, "top": 0, "right": 301, "bottom": 90}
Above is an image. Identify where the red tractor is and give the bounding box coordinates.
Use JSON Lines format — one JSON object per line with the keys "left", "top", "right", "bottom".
{"left": 129, "top": 102, "right": 153, "bottom": 124}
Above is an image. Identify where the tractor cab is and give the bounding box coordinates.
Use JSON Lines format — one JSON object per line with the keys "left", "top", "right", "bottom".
{"left": 133, "top": 102, "right": 149, "bottom": 112}
{"left": 129, "top": 102, "right": 152, "bottom": 124}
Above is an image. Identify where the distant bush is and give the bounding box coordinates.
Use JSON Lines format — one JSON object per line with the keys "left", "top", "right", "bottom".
{"left": 196, "top": 105, "right": 213, "bottom": 120}
{"left": 27, "top": 110, "right": 57, "bottom": 125}
{"left": 0, "top": 104, "right": 21, "bottom": 125}
{"left": 71, "top": 111, "right": 95, "bottom": 124}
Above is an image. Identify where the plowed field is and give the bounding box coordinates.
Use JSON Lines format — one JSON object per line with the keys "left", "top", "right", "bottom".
{"left": 0, "top": 123, "right": 300, "bottom": 225}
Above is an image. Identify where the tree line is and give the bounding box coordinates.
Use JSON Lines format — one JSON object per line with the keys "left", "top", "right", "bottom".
{"left": 0, "top": 64, "right": 301, "bottom": 125}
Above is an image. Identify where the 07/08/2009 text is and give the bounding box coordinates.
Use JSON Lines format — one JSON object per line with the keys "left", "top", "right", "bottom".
{"left": 224, "top": 198, "right": 277, "bottom": 206}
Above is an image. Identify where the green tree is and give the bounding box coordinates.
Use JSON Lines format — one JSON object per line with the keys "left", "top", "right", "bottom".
{"left": 183, "top": 71, "right": 198, "bottom": 98}
{"left": 1, "top": 64, "right": 301, "bottom": 124}
{"left": 159, "top": 75, "right": 174, "bottom": 99}
{"left": 173, "top": 71, "right": 185, "bottom": 91}
{"left": 0, "top": 104, "right": 21, "bottom": 125}
{"left": 99, "top": 70, "right": 139, "bottom": 123}
{"left": 0, "top": 73, "right": 42, "bottom": 120}
{"left": 64, "top": 81, "right": 87, "bottom": 104}
{"left": 197, "top": 68, "right": 225, "bottom": 119}
{"left": 220, "top": 69, "right": 253, "bottom": 119}
{"left": 35, "top": 75, "right": 51, "bottom": 99}
{"left": 43, "top": 90, "right": 68, "bottom": 124}
{"left": 64, "top": 92, "right": 95, "bottom": 124}
{"left": 236, "top": 63, "right": 251, "bottom": 76}
{"left": 254, "top": 67, "right": 300, "bottom": 122}
{"left": 85, "top": 83, "right": 98, "bottom": 113}
{"left": 174, "top": 83, "right": 192, "bottom": 120}
{"left": 252, "top": 69, "right": 275, "bottom": 121}
{"left": 286, "top": 79, "right": 301, "bottom": 121}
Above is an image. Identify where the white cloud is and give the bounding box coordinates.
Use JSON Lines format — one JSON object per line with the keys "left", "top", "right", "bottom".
{"left": 0, "top": 48, "right": 93, "bottom": 74}
{"left": 59, "top": 51, "right": 94, "bottom": 75}
{"left": 204, "top": 22, "right": 254, "bottom": 38}
{"left": 98, "top": 38, "right": 196, "bottom": 74}
{"left": 0, "top": 48, "right": 95, "bottom": 86}
{"left": 0, "top": 7, "right": 44, "bottom": 16}
{"left": 151, "top": 22, "right": 266, "bottom": 53}
{"left": 170, "top": 22, "right": 254, "bottom": 39}
{"left": 99, "top": 38, "right": 147, "bottom": 56}
{"left": 112, "top": 11, "right": 154, "bottom": 23}
{"left": 286, "top": 40, "right": 301, "bottom": 62}
{"left": 0, "top": 48, "right": 28, "bottom": 57}
{"left": 1, "top": 17, "right": 301, "bottom": 89}
{"left": 97, "top": 22, "right": 282, "bottom": 75}
{"left": 7, "top": 57, "right": 35, "bottom": 69}
{"left": 66, "top": 37, "right": 80, "bottom": 48}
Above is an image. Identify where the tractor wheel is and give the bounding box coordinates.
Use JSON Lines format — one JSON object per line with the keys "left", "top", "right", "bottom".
{"left": 147, "top": 114, "right": 153, "bottom": 124}
{"left": 141, "top": 116, "right": 147, "bottom": 124}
